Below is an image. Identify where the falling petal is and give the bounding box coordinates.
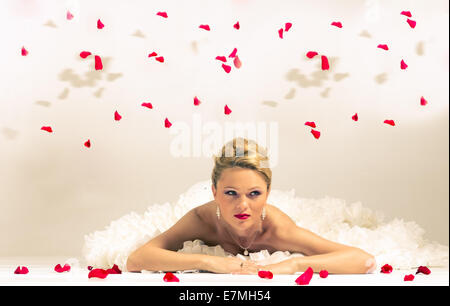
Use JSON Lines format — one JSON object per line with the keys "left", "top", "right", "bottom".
{"left": 384, "top": 120, "right": 395, "bottom": 126}
{"left": 222, "top": 64, "right": 231, "bottom": 73}
{"left": 80, "top": 51, "right": 92, "bottom": 58}
{"left": 352, "top": 113, "right": 358, "bottom": 121}
{"left": 148, "top": 52, "right": 157, "bottom": 58}
{"left": 228, "top": 48, "right": 237, "bottom": 58}
{"left": 199, "top": 24, "right": 210, "bottom": 31}
{"left": 233, "top": 55, "right": 242, "bottom": 68}
{"left": 165, "top": 118, "right": 172, "bottom": 128}
{"left": 295, "top": 267, "right": 313, "bottom": 285}
{"left": 84, "top": 139, "right": 91, "bottom": 148}
{"left": 406, "top": 19, "right": 416, "bottom": 28}
{"left": 321, "top": 55, "right": 330, "bottom": 70}
{"left": 215, "top": 56, "right": 227, "bottom": 62}
{"left": 233, "top": 21, "right": 240, "bottom": 29}
{"left": 224, "top": 105, "right": 232, "bottom": 115}
{"left": 21, "top": 46, "right": 28, "bottom": 56}
{"left": 141, "top": 102, "right": 153, "bottom": 109}
{"left": 311, "top": 129, "right": 321, "bottom": 139}
{"left": 331, "top": 21, "right": 342, "bottom": 28}
{"left": 377, "top": 44, "right": 389, "bottom": 50}
{"left": 193, "top": 96, "right": 201, "bottom": 106}
{"left": 306, "top": 51, "right": 318, "bottom": 58}
{"left": 114, "top": 111, "right": 122, "bottom": 121}
{"left": 285, "top": 22, "right": 292, "bottom": 32}
{"left": 97, "top": 19, "right": 104, "bottom": 29}
{"left": 304, "top": 121, "right": 316, "bottom": 128}
{"left": 401, "top": 11, "right": 412, "bottom": 17}
{"left": 278, "top": 28, "right": 283, "bottom": 39}
{"left": 95, "top": 55, "right": 103, "bottom": 70}
{"left": 155, "top": 56, "right": 164, "bottom": 63}
{"left": 41, "top": 126, "right": 53, "bottom": 133}
{"left": 157, "top": 12, "right": 168, "bottom": 18}
{"left": 400, "top": 59, "right": 408, "bottom": 70}
{"left": 66, "top": 11, "right": 74, "bottom": 20}
{"left": 420, "top": 96, "right": 427, "bottom": 106}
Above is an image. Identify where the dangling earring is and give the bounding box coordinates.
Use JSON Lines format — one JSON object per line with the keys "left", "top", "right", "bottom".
{"left": 216, "top": 206, "right": 221, "bottom": 220}
{"left": 261, "top": 206, "right": 266, "bottom": 221}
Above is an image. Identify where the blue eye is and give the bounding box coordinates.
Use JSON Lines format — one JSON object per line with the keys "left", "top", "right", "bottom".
{"left": 251, "top": 191, "right": 260, "bottom": 196}
{"left": 225, "top": 191, "right": 236, "bottom": 196}
{"left": 225, "top": 191, "right": 260, "bottom": 196}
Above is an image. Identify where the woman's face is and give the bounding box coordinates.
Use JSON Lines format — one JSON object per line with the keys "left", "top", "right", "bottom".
{"left": 212, "top": 167, "right": 270, "bottom": 233}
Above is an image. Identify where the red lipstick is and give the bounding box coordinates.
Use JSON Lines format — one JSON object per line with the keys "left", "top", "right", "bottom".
{"left": 234, "top": 214, "right": 250, "bottom": 220}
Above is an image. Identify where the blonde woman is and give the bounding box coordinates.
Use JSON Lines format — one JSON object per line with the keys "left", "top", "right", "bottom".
{"left": 126, "top": 137, "right": 376, "bottom": 274}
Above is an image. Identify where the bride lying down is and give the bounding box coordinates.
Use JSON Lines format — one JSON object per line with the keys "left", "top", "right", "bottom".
{"left": 82, "top": 137, "right": 448, "bottom": 274}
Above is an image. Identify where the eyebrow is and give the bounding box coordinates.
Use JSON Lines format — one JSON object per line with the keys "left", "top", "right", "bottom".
{"left": 224, "top": 186, "right": 262, "bottom": 190}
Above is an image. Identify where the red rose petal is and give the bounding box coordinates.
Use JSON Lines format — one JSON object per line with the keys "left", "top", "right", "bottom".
{"left": 384, "top": 120, "right": 395, "bottom": 126}
{"left": 306, "top": 51, "right": 318, "bottom": 59}
{"left": 80, "top": 51, "right": 92, "bottom": 58}
{"left": 222, "top": 64, "right": 231, "bottom": 73}
{"left": 352, "top": 113, "right": 358, "bottom": 121}
{"left": 295, "top": 267, "right": 313, "bottom": 285}
{"left": 193, "top": 96, "right": 201, "bottom": 106}
{"left": 163, "top": 272, "right": 179, "bottom": 282}
{"left": 88, "top": 268, "right": 108, "bottom": 279}
{"left": 304, "top": 121, "right": 316, "bottom": 128}
{"left": 215, "top": 56, "right": 227, "bottom": 62}
{"left": 14, "top": 266, "right": 29, "bottom": 274}
{"left": 233, "top": 56, "right": 242, "bottom": 69}
{"left": 416, "top": 266, "right": 431, "bottom": 275}
{"left": 84, "top": 139, "right": 91, "bottom": 148}
{"left": 404, "top": 274, "right": 415, "bottom": 281}
{"left": 148, "top": 52, "right": 158, "bottom": 58}
{"left": 228, "top": 48, "right": 237, "bottom": 58}
{"left": 106, "top": 264, "right": 122, "bottom": 274}
{"left": 311, "top": 129, "right": 321, "bottom": 139}
{"left": 319, "top": 270, "right": 329, "bottom": 278}
{"left": 278, "top": 28, "right": 284, "bottom": 39}
{"left": 377, "top": 44, "right": 389, "bottom": 51}
{"left": 400, "top": 59, "right": 408, "bottom": 70}
{"left": 406, "top": 19, "right": 416, "bottom": 29}
{"left": 41, "top": 126, "right": 53, "bottom": 133}
{"left": 401, "top": 11, "right": 412, "bottom": 17}
{"left": 21, "top": 46, "right": 28, "bottom": 56}
{"left": 285, "top": 22, "right": 292, "bottom": 32}
{"left": 321, "top": 55, "right": 329, "bottom": 70}
{"left": 234, "top": 21, "right": 240, "bottom": 30}
{"left": 97, "top": 19, "right": 104, "bottom": 29}
{"left": 157, "top": 12, "right": 168, "bottom": 18}
{"left": 258, "top": 270, "right": 273, "bottom": 279}
{"left": 66, "top": 11, "right": 74, "bottom": 20}
{"left": 380, "top": 264, "right": 393, "bottom": 273}
{"left": 142, "top": 102, "right": 153, "bottom": 109}
{"left": 164, "top": 118, "right": 172, "bottom": 128}
{"left": 199, "top": 24, "right": 210, "bottom": 31}
{"left": 224, "top": 104, "right": 232, "bottom": 115}
{"left": 331, "top": 21, "right": 342, "bottom": 28}
{"left": 155, "top": 56, "right": 164, "bottom": 63}
{"left": 114, "top": 111, "right": 122, "bottom": 121}
{"left": 55, "top": 263, "right": 71, "bottom": 273}
{"left": 87, "top": 266, "right": 93, "bottom": 271}
{"left": 420, "top": 96, "right": 428, "bottom": 106}
{"left": 95, "top": 55, "right": 103, "bottom": 70}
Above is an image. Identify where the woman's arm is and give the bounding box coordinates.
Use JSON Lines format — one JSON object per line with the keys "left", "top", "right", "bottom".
{"left": 126, "top": 208, "right": 209, "bottom": 272}
{"left": 263, "top": 205, "right": 376, "bottom": 274}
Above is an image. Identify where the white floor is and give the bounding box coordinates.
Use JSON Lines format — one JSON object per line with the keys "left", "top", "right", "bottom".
{"left": 0, "top": 257, "right": 448, "bottom": 286}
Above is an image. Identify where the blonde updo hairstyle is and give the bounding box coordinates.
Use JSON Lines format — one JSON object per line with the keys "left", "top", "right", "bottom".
{"left": 211, "top": 137, "right": 272, "bottom": 191}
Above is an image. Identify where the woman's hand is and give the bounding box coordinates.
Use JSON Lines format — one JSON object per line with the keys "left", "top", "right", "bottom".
{"left": 258, "top": 258, "right": 298, "bottom": 275}
{"left": 202, "top": 256, "right": 261, "bottom": 274}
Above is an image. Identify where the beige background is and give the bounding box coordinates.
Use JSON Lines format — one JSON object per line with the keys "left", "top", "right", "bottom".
{"left": 0, "top": 0, "right": 448, "bottom": 257}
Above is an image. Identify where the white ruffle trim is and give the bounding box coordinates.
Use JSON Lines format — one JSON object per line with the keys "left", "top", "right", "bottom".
{"left": 82, "top": 179, "right": 449, "bottom": 272}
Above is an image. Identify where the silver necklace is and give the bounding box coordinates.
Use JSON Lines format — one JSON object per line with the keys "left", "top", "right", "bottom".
{"left": 223, "top": 224, "right": 260, "bottom": 256}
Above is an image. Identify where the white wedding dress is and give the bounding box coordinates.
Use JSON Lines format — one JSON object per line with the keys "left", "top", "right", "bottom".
{"left": 82, "top": 179, "right": 449, "bottom": 272}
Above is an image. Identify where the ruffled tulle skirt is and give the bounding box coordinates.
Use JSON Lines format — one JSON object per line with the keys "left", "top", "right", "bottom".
{"left": 82, "top": 180, "right": 449, "bottom": 272}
